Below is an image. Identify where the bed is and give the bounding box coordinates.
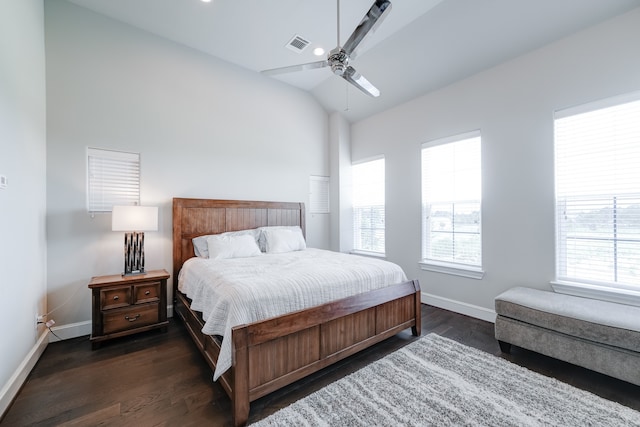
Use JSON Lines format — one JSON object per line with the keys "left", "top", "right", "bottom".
{"left": 172, "top": 198, "right": 421, "bottom": 426}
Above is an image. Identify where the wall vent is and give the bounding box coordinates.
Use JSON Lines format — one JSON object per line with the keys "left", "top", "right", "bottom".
{"left": 286, "top": 34, "right": 310, "bottom": 53}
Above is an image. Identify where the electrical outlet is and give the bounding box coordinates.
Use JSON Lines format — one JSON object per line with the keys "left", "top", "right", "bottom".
{"left": 36, "top": 314, "right": 47, "bottom": 332}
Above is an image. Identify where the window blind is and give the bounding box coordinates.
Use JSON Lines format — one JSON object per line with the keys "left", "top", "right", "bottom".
{"left": 87, "top": 148, "right": 140, "bottom": 213}
{"left": 352, "top": 158, "right": 385, "bottom": 254}
{"left": 554, "top": 92, "right": 640, "bottom": 289}
{"left": 421, "top": 131, "right": 481, "bottom": 267}
{"left": 309, "top": 175, "right": 330, "bottom": 214}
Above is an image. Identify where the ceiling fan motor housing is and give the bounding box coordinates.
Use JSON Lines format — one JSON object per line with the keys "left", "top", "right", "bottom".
{"left": 328, "top": 48, "right": 349, "bottom": 76}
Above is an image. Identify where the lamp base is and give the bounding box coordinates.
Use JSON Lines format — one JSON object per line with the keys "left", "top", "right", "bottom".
{"left": 123, "top": 231, "right": 146, "bottom": 276}
{"left": 122, "top": 269, "right": 146, "bottom": 277}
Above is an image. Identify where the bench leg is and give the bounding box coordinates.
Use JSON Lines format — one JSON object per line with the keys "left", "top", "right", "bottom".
{"left": 498, "top": 340, "right": 511, "bottom": 354}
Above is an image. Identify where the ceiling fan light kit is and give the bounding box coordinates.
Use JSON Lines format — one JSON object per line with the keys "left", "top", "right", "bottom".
{"left": 261, "top": 0, "right": 391, "bottom": 98}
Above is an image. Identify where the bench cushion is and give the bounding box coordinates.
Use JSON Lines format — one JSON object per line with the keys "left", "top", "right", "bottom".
{"left": 495, "top": 287, "right": 640, "bottom": 353}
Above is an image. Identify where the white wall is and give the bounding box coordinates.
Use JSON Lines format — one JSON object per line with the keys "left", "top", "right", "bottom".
{"left": 44, "top": 0, "right": 330, "bottom": 337}
{"left": 0, "top": 0, "right": 48, "bottom": 415}
{"left": 350, "top": 8, "right": 640, "bottom": 320}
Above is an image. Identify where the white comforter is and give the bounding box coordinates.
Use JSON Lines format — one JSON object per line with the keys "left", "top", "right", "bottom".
{"left": 178, "top": 248, "right": 407, "bottom": 380}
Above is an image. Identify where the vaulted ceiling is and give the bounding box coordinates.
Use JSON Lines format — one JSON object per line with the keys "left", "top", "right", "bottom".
{"left": 65, "top": 0, "right": 639, "bottom": 122}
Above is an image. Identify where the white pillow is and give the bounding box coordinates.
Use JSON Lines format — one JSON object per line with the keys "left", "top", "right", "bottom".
{"left": 193, "top": 229, "right": 260, "bottom": 258}
{"left": 257, "top": 226, "right": 303, "bottom": 252}
{"left": 206, "top": 233, "right": 262, "bottom": 260}
{"left": 263, "top": 227, "right": 306, "bottom": 254}
{"left": 192, "top": 235, "right": 209, "bottom": 257}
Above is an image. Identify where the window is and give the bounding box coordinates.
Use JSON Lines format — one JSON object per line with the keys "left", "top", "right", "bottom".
{"left": 87, "top": 148, "right": 140, "bottom": 213}
{"left": 421, "top": 131, "right": 482, "bottom": 277}
{"left": 554, "top": 92, "right": 640, "bottom": 293}
{"left": 352, "top": 157, "right": 385, "bottom": 254}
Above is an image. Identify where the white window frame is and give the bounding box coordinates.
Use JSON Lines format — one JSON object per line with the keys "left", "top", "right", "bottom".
{"left": 87, "top": 147, "right": 140, "bottom": 213}
{"left": 352, "top": 156, "right": 385, "bottom": 256}
{"left": 552, "top": 91, "right": 640, "bottom": 306}
{"left": 420, "top": 131, "right": 484, "bottom": 279}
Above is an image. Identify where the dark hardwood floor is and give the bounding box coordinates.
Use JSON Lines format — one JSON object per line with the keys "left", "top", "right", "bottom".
{"left": 2, "top": 305, "right": 638, "bottom": 426}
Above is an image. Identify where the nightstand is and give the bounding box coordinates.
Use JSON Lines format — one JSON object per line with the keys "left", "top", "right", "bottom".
{"left": 88, "top": 269, "right": 170, "bottom": 349}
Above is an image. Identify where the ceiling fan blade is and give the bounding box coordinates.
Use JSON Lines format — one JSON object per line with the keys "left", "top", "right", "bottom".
{"left": 342, "top": 0, "right": 391, "bottom": 59}
{"left": 342, "top": 66, "right": 380, "bottom": 97}
{"left": 261, "top": 60, "right": 329, "bottom": 76}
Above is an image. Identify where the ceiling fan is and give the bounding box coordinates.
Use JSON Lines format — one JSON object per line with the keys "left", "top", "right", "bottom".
{"left": 261, "top": 0, "right": 392, "bottom": 97}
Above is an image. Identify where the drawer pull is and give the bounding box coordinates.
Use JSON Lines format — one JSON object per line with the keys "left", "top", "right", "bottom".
{"left": 113, "top": 295, "right": 119, "bottom": 301}
{"left": 145, "top": 290, "right": 151, "bottom": 295}
{"left": 125, "top": 314, "right": 140, "bottom": 322}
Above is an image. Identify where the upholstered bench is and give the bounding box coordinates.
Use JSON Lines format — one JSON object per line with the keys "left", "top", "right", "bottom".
{"left": 494, "top": 287, "right": 640, "bottom": 386}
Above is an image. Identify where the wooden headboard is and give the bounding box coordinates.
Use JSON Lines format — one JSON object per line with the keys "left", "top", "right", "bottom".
{"left": 172, "top": 198, "right": 305, "bottom": 294}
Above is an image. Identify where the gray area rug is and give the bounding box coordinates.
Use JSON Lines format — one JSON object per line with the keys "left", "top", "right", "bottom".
{"left": 252, "top": 333, "right": 640, "bottom": 426}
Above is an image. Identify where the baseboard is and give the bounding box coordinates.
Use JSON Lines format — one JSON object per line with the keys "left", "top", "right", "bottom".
{"left": 48, "top": 320, "right": 92, "bottom": 342}
{"left": 422, "top": 292, "right": 496, "bottom": 323}
{"left": 0, "top": 330, "right": 49, "bottom": 418}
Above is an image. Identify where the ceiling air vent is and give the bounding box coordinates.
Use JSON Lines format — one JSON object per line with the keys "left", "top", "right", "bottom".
{"left": 286, "top": 34, "right": 310, "bottom": 53}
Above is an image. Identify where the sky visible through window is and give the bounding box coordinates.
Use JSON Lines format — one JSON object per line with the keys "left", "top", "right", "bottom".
{"left": 422, "top": 137, "right": 480, "bottom": 203}
{"left": 353, "top": 159, "right": 385, "bottom": 207}
{"left": 555, "top": 99, "right": 640, "bottom": 198}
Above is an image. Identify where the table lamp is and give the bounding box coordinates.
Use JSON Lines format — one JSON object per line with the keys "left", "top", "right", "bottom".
{"left": 112, "top": 205, "right": 158, "bottom": 276}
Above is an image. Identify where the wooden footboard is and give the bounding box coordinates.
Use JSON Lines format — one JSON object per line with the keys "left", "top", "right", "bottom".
{"left": 176, "top": 279, "right": 420, "bottom": 426}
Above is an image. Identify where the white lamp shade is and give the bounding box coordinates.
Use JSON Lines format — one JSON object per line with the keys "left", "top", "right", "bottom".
{"left": 112, "top": 205, "right": 158, "bottom": 231}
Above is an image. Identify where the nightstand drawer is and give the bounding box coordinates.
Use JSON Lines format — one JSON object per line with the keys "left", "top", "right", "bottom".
{"left": 103, "top": 303, "right": 159, "bottom": 334}
{"left": 101, "top": 286, "right": 131, "bottom": 310}
{"left": 133, "top": 281, "right": 161, "bottom": 304}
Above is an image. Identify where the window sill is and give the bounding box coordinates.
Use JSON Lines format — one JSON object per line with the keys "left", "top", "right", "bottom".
{"left": 419, "top": 260, "right": 484, "bottom": 280}
{"left": 350, "top": 250, "right": 386, "bottom": 259}
{"left": 551, "top": 280, "right": 640, "bottom": 307}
